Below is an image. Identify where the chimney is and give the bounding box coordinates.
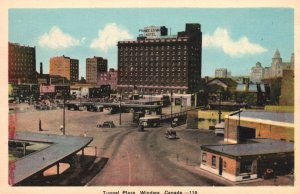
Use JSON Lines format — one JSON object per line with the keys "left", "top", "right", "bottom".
{"left": 40, "top": 62, "right": 43, "bottom": 75}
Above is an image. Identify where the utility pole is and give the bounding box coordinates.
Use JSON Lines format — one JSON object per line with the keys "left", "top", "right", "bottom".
{"left": 63, "top": 95, "right": 66, "bottom": 135}
{"left": 170, "top": 91, "right": 173, "bottom": 126}
{"left": 217, "top": 90, "right": 222, "bottom": 123}
{"left": 119, "top": 95, "right": 122, "bottom": 125}
{"left": 180, "top": 96, "right": 183, "bottom": 112}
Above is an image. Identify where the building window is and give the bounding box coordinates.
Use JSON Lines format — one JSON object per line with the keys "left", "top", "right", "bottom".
{"left": 223, "top": 161, "right": 227, "bottom": 170}
{"left": 212, "top": 155, "right": 216, "bottom": 168}
{"left": 202, "top": 153, "right": 207, "bottom": 163}
{"left": 240, "top": 161, "right": 252, "bottom": 174}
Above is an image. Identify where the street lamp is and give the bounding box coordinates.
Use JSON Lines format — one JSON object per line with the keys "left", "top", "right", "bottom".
{"left": 216, "top": 89, "right": 222, "bottom": 123}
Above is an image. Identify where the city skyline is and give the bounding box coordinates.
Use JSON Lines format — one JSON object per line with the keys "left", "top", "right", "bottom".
{"left": 9, "top": 8, "right": 294, "bottom": 78}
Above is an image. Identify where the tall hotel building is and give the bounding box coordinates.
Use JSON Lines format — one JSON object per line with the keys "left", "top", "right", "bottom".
{"left": 86, "top": 56, "right": 108, "bottom": 84}
{"left": 117, "top": 23, "right": 202, "bottom": 94}
{"left": 49, "top": 55, "right": 79, "bottom": 83}
{"left": 8, "top": 42, "right": 37, "bottom": 84}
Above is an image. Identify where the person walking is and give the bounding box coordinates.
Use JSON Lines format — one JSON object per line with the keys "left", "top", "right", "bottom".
{"left": 39, "top": 119, "right": 43, "bottom": 131}
{"left": 59, "top": 125, "right": 64, "bottom": 134}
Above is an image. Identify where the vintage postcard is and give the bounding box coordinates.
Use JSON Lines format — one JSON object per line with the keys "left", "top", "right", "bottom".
{"left": 1, "top": 1, "right": 299, "bottom": 194}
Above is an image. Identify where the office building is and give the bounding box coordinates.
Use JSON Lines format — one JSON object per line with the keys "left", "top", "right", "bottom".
{"left": 215, "top": 68, "right": 228, "bottom": 78}
{"left": 8, "top": 42, "right": 36, "bottom": 84}
{"left": 86, "top": 56, "right": 108, "bottom": 84}
{"left": 49, "top": 55, "right": 79, "bottom": 83}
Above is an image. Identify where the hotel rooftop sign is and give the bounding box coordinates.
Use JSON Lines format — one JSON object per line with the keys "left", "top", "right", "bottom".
{"left": 139, "top": 26, "right": 161, "bottom": 39}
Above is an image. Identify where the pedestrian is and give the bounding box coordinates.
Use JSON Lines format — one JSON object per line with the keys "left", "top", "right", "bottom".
{"left": 60, "top": 125, "right": 64, "bottom": 133}
{"left": 39, "top": 119, "right": 42, "bottom": 131}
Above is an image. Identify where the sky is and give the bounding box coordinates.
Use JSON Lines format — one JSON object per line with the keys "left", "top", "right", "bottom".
{"left": 9, "top": 8, "right": 294, "bottom": 78}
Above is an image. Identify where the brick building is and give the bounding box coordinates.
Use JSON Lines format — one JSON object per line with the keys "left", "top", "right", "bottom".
{"left": 97, "top": 68, "right": 118, "bottom": 90}
{"left": 86, "top": 56, "right": 108, "bottom": 84}
{"left": 200, "top": 110, "right": 294, "bottom": 182}
{"left": 49, "top": 55, "right": 79, "bottom": 83}
{"left": 201, "top": 139, "right": 293, "bottom": 181}
{"left": 117, "top": 23, "right": 202, "bottom": 94}
{"left": 8, "top": 42, "right": 36, "bottom": 84}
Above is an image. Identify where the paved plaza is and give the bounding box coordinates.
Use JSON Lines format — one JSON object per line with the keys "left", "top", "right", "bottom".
{"left": 10, "top": 103, "right": 293, "bottom": 186}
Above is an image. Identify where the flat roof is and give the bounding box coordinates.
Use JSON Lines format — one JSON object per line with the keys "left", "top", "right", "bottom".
{"left": 201, "top": 139, "right": 294, "bottom": 158}
{"left": 66, "top": 101, "right": 162, "bottom": 109}
{"left": 229, "top": 110, "right": 294, "bottom": 124}
{"left": 9, "top": 132, "right": 93, "bottom": 185}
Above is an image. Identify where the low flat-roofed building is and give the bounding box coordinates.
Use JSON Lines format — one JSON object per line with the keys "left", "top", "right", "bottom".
{"left": 200, "top": 139, "right": 294, "bottom": 182}
{"left": 224, "top": 110, "right": 294, "bottom": 144}
{"left": 9, "top": 132, "right": 93, "bottom": 185}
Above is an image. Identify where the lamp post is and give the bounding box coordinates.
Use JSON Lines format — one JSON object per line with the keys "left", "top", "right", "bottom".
{"left": 217, "top": 89, "right": 222, "bottom": 123}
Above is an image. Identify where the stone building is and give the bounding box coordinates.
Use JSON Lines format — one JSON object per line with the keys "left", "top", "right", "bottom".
{"left": 250, "top": 62, "right": 264, "bottom": 83}
{"left": 263, "top": 49, "right": 294, "bottom": 79}
{"left": 215, "top": 68, "right": 229, "bottom": 78}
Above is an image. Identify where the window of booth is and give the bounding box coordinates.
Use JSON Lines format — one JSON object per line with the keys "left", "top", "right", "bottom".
{"left": 202, "top": 153, "right": 207, "bottom": 164}
{"left": 240, "top": 160, "right": 252, "bottom": 174}
{"left": 212, "top": 155, "right": 216, "bottom": 168}
{"left": 223, "top": 161, "right": 227, "bottom": 170}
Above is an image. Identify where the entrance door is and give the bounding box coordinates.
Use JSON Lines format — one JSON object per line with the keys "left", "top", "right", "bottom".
{"left": 238, "top": 126, "right": 256, "bottom": 143}
{"left": 219, "top": 157, "right": 223, "bottom": 175}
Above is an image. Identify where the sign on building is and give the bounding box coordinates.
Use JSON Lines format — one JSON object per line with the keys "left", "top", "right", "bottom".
{"left": 40, "top": 85, "right": 55, "bottom": 94}
{"left": 139, "top": 26, "right": 161, "bottom": 39}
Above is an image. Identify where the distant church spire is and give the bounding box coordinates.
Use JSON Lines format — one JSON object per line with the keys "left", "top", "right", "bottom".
{"left": 273, "top": 48, "right": 281, "bottom": 59}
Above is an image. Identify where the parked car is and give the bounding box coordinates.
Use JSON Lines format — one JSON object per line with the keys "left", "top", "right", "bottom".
{"left": 97, "top": 121, "right": 116, "bottom": 128}
{"left": 34, "top": 103, "right": 50, "bottom": 110}
{"left": 165, "top": 129, "right": 178, "bottom": 139}
{"left": 171, "top": 118, "right": 179, "bottom": 128}
{"left": 262, "top": 168, "right": 276, "bottom": 179}
{"left": 87, "top": 104, "right": 103, "bottom": 112}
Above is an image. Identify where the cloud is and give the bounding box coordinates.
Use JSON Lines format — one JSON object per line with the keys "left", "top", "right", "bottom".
{"left": 90, "top": 23, "right": 133, "bottom": 52}
{"left": 38, "top": 26, "right": 81, "bottom": 49}
{"left": 203, "top": 27, "right": 267, "bottom": 57}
